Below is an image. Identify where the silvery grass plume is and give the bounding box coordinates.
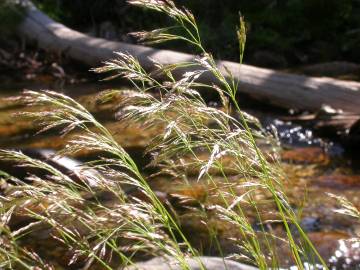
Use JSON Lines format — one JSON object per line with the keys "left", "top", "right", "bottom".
{"left": 96, "top": 0, "right": 328, "bottom": 269}
{"left": 328, "top": 193, "right": 360, "bottom": 240}
{"left": 0, "top": 90, "right": 202, "bottom": 269}
{"left": 327, "top": 194, "right": 360, "bottom": 267}
{"left": 129, "top": 0, "right": 200, "bottom": 47}
{"left": 328, "top": 193, "right": 360, "bottom": 220}
{"left": 0, "top": 1, "right": 328, "bottom": 269}
{"left": 0, "top": 205, "right": 40, "bottom": 269}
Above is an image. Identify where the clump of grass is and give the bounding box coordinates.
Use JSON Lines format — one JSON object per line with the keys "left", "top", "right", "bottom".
{"left": 1, "top": 0, "right": 328, "bottom": 269}
{"left": 0, "top": 91, "right": 198, "bottom": 269}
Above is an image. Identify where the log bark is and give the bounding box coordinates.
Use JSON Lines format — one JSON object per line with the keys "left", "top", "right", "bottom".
{"left": 16, "top": 0, "right": 360, "bottom": 114}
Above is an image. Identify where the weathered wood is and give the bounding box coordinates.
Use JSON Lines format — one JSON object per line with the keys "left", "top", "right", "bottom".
{"left": 16, "top": 0, "right": 360, "bottom": 113}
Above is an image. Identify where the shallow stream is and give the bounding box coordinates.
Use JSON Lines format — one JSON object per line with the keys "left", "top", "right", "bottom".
{"left": 0, "top": 81, "right": 359, "bottom": 269}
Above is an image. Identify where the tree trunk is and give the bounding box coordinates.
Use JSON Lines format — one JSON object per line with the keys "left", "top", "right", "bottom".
{"left": 16, "top": 0, "right": 360, "bottom": 114}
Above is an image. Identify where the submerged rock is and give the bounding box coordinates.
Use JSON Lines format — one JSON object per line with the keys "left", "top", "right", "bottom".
{"left": 124, "top": 256, "right": 258, "bottom": 270}
{"left": 315, "top": 174, "right": 360, "bottom": 190}
{"left": 281, "top": 146, "right": 329, "bottom": 164}
{"left": 0, "top": 149, "right": 101, "bottom": 187}
{"left": 300, "top": 217, "right": 321, "bottom": 232}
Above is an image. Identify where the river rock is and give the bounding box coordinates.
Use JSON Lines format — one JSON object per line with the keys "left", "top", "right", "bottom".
{"left": 281, "top": 146, "right": 329, "bottom": 164}
{"left": 124, "top": 256, "right": 258, "bottom": 270}
{"left": 0, "top": 149, "right": 100, "bottom": 186}
{"left": 315, "top": 174, "right": 360, "bottom": 189}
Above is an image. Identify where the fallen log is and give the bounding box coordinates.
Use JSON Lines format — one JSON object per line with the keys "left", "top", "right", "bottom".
{"left": 16, "top": 0, "right": 360, "bottom": 114}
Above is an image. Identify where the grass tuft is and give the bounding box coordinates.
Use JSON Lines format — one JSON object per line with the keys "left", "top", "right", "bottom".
{"left": 0, "top": 1, "right": 330, "bottom": 269}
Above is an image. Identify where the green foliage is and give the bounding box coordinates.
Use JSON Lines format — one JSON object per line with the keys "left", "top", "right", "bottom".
{"left": 0, "top": 1, "right": 24, "bottom": 36}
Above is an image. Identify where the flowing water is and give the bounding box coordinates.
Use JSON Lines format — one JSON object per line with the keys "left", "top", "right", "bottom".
{"left": 0, "top": 82, "right": 359, "bottom": 269}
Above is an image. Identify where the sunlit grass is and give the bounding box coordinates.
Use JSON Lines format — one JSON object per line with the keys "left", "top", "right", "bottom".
{"left": 0, "top": 0, "right": 330, "bottom": 269}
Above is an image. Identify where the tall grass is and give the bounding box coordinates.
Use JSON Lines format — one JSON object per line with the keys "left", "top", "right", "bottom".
{"left": 1, "top": 0, "right": 328, "bottom": 269}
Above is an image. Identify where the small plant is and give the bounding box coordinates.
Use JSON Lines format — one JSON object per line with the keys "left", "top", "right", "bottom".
{"left": 0, "top": 1, "right": 328, "bottom": 269}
